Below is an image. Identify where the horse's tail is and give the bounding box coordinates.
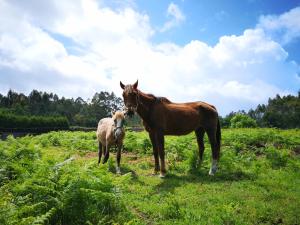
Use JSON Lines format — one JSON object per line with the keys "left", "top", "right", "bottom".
{"left": 216, "top": 118, "right": 221, "bottom": 148}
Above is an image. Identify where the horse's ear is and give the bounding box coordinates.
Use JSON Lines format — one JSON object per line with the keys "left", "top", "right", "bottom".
{"left": 133, "top": 80, "right": 138, "bottom": 90}
{"left": 120, "top": 81, "right": 125, "bottom": 90}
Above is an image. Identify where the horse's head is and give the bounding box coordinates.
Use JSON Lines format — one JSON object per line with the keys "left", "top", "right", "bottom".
{"left": 112, "top": 111, "right": 125, "bottom": 139}
{"left": 120, "top": 80, "right": 139, "bottom": 117}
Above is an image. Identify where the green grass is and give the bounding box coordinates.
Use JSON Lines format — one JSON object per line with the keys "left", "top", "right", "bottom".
{"left": 0, "top": 128, "right": 300, "bottom": 224}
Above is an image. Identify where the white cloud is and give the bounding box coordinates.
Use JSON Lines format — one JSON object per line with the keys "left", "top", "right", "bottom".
{"left": 257, "top": 7, "right": 300, "bottom": 44}
{"left": 160, "top": 2, "right": 185, "bottom": 32}
{"left": 0, "top": 0, "right": 299, "bottom": 115}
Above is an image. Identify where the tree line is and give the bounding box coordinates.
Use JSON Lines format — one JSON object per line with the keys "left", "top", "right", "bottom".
{"left": 220, "top": 92, "right": 300, "bottom": 129}
{"left": 0, "top": 89, "right": 123, "bottom": 129}
{"left": 0, "top": 89, "right": 299, "bottom": 129}
{"left": 0, "top": 112, "right": 69, "bottom": 131}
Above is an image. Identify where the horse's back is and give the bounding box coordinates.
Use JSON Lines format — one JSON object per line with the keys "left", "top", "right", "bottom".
{"left": 163, "top": 100, "right": 217, "bottom": 115}
{"left": 96, "top": 118, "right": 114, "bottom": 142}
{"left": 151, "top": 100, "right": 218, "bottom": 134}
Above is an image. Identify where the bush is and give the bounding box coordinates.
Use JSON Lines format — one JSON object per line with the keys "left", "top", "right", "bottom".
{"left": 230, "top": 114, "right": 257, "bottom": 128}
{"left": 0, "top": 112, "right": 69, "bottom": 131}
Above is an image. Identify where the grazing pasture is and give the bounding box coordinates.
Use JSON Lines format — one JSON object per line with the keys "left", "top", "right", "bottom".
{"left": 0, "top": 128, "right": 299, "bottom": 224}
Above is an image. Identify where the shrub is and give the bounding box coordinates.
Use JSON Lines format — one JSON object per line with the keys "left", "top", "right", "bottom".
{"left": 230, "top": 114, "right": 257, "bottom": 128}
{"left": 0, "top": 112, "right": 69, "bottom": 131}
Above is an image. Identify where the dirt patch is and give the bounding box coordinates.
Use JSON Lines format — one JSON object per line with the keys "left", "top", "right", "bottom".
{"left": 130, "top": 207, "right": 153, "bottom": 225}
{"left": 84, "top": 152, "right": 98, "bottom": 159}
{"left": 124, "top": 152, "right": 152, "bottom": 164}
{"left": 76, "top": 151, "right": 152, "bottom": 165}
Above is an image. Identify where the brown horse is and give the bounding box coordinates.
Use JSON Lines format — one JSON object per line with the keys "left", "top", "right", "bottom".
{"left": 120, "top": 80, "right": 221, "bottom": 177}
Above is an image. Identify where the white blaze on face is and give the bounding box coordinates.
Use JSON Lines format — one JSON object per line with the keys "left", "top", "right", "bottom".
{"left": 114, "top": 118, "right": 123, "bottom": 138}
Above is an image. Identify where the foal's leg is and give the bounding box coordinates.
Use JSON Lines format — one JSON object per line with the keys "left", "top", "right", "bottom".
{"left": 195, "top": 127, "right": 205, "bottom": 165}
{"left": 149, "top": 132, "right": 160, "bottom": 174}
{"left": 103, "top": 143, "right": 110, "bottom": 164}
{"left": 206, "top": 128, "right": 220, "bottom": 176}
{"left": 98, "top": 142, "right": 103, "bottom": 165}
{"left": 156, "top": 132, "right": 166, "bottom": 178}
{"left": 116, "top": 143, "right": 122, "bottom": 174}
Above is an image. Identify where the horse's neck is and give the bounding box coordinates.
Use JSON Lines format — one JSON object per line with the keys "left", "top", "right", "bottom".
{"left": 137, "top": 91, "right": 156, "bottom": 122}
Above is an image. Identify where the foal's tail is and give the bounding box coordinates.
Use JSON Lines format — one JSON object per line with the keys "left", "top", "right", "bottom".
{"left": 216, "top": 118, "right": 221, "bottom": 148}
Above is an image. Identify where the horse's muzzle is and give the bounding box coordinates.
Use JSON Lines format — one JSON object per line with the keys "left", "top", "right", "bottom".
{"left": 125, "top": 107, "right": 135, "bottom": 117}
{"left": 114, "top": 128, "right": 123, "bottom": 139}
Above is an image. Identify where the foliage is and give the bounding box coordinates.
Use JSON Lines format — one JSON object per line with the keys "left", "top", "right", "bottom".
{"left": 252, "top": 93, "right": 300, "bottom": 128}
{"left": 230, "top": 113, "right": 257, "bottom": 128}
{"left": 0, "top": 128, "right": 300, "bottom": 224}
{"left": 221, "top": 92, "right": 300, "bottom": 129}
{"left": 0, "top": 134, "right": 132, "bottom": 225}
{"left": 0, "top": 89, "right": 124, "bottom": 128}
{"left": 0, "top": 111, "right": 69, "bottom": 131}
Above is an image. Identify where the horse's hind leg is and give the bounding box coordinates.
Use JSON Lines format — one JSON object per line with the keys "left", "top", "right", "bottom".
{"left": 156, "top": 132, "right": 166, "bottom": 178}
{"left": 98, "top": 142, "right": 103, "bottom": 165}
{"left": 206, "top": 128, "right": 220, "bottom": 176}
{"left": 103, "top": 144, "right": 110, "bottom": 164}
{"left": 195, "top": 127, "right": 205, "bottom": 165}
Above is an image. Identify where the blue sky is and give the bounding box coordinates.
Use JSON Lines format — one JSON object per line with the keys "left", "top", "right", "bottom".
{"left": 0, "top": 0, "right": 299, "bottom": 115}
{"left": 137, "top": 0, "right": 300, "bottom": 60}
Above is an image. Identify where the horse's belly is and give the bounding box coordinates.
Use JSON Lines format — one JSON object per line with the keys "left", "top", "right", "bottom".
{"left": 164, "top": 129, "right": 193, "bottom": 136}
{"left": 164, "top": 120, "right": 199, "bottom": 135}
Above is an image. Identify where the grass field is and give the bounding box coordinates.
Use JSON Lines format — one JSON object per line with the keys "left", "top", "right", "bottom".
{"left": 0, "top": 128, "right": 300, "bottom": 224}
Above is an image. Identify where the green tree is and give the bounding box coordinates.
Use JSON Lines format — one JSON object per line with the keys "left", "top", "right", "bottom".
{"left": 248, "top": 92, "right": 300, "bottom": 128}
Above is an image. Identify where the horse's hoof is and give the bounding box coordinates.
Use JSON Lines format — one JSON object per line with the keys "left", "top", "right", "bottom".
{"left": 116, "top": 167, "right": 121, "bottom": 175}
{"left": 159, "top": 172, "right": 166, "bottom": 178}
{"left": 209, "top": 168, "right": 217, "bottom": 176}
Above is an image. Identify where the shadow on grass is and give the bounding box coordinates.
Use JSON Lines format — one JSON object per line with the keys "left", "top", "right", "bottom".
{"left": 154, "top": 169, "right": 255, "bottom": 194}
{"left": 118, "top": 165, "right": 149, "bottom": 186}
{"left": 120, "top": 165, "right": 138, "bottom": 177}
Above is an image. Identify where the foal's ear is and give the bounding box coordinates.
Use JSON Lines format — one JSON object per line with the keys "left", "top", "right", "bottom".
{"left": 111, "top": 110, "right": 115, "bottom": 117}
{"left": 133, "top": 80, "right": 138, "bottom": 90}
{"left": 120, "top": 81, "right": 125, "bottom": 90}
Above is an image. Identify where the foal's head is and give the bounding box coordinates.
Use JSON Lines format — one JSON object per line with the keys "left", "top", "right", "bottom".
{"left": 112, "top": 111, "right": 125, "bottom": 140}
{"left": 120, "top": 80, "right": 139, "bottom": 116}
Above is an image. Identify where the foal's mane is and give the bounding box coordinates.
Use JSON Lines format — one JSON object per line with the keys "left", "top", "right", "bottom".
{"left": 113, "top": 111, "right": 125, "bottom": 120}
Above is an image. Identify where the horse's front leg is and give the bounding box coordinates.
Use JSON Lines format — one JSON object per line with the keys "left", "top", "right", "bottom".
{"left": 116, "top": 143, "right": 122, "bottom": 174}
{"left": 149, "top": 132, "right": 160, "bottom": 175}
{"left": 156, "top": 131, "right": 166, "bottom": 178}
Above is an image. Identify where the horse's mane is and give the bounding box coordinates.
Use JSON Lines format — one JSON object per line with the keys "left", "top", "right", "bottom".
{"left": 147, "top": 93, "right": 172, "bottom": 104}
